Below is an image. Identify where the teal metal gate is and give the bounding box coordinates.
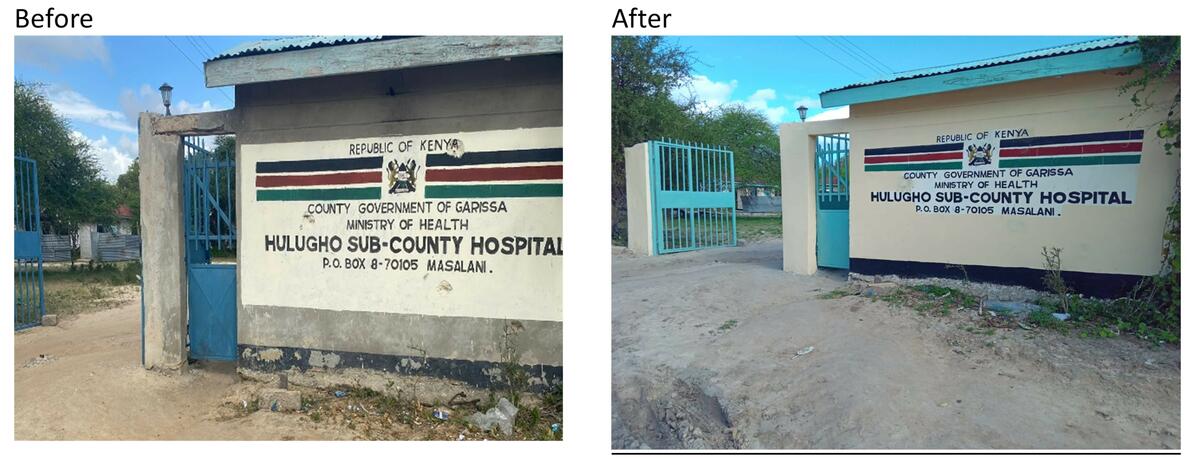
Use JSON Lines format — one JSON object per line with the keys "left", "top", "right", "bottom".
{"left": 183, "top": 137, "right": 237, "bottom": 361}
{"left": 14, "top": 155, "right": 45, "bottom": 331}
{"left": 816, "top": 135, "right": 850, "bottom": 269}
{"left": 649, "top": 139, "right": 736, "bottom": 254}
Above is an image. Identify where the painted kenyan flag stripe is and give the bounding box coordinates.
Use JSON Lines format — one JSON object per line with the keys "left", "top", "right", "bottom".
{"left": 998, "top": 154, "right": 1142, "bottom": 169}
{"left": 256, "top": 171, "right": 381, "bottom": 188}
{"left": 864, "top": 161, "right": 962, "bottom": 172}
{"left": 863, "top": 152, "right": 960, "bottom": 164}
{"left": 999, "top": 141, "right": 1143, "bottom": 158}
{"left": 425, "top": 165, "right": 562, "bottom": 183}
{"left": 864, "top": 143, "right": 962, "bottom": 157}
{"left": 257, "top": 187, "right": 381, "bottom": 202}
{"left": 424, "top": 183, "right": 563, "bottom": 199}
{"left": 255, "top": 156, "right": 382, "bottom": 174}
{"left": 425, "top": 148, "right": 563, "bottom": 167}
{"left": 998, "top": 130, "right": 1143, "bottom": 148}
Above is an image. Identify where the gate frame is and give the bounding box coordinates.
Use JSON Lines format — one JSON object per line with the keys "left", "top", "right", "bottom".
{"left": 780, "top": 118, "right": 853, "bottom": 275}
{"left": 139, "top": 110, "right": 238, "bottom": 371}
{"left": 815, "top": 134, "right": 851, "bottom": 269}
{"left": 182, "top": 136, "right": 238, "bottom": 361}
{"left": 14, "top": 155, "right": 45, "bottom": 331}
{"left": 647, "top": 139, "right": 737, "bottom": 255}
{"left": 624, "top": 140, "right": 737, "bottom": 256}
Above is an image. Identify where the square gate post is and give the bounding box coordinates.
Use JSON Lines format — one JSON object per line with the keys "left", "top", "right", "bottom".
{"left": 624, "top": 142, "right": 655, "bottom": 256}
{"left": 780, "top": 123, "right": 819, "bottom": 274}
{"left": 138, "top": 113, "right": 188, "bottom": 372}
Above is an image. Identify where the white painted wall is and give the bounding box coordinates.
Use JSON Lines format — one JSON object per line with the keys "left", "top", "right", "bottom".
{"left": 240, "top": 127, "right": 563, "bottom": 322}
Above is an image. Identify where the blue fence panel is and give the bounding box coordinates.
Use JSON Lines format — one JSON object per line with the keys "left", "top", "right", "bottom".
{"left": 14, "top": 155, "right": 45, "bottom": 331}
{"left": 649, "top": 139, "right": 737, "bottom": 255}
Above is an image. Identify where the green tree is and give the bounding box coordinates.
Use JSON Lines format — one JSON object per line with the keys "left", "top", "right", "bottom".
{"left": 114, "top": 159, "right": 140, "bottom": 234}
{"left": 1119, "top": 36, "right": 1181, "bottom": 337}
{"left": 213, "top": 135, "right": 236, "bottom": 161}
{"left": 611, "top": 37, "right": 785, "bottom": 243}
{"left": 611, "top": 36, "right": 695, "bottom": 241}
{"left": 691, "top": 105, "right": 781, "bottom": 187}
{"left": 15, "top": 81, "right": 117, "bottom": 257}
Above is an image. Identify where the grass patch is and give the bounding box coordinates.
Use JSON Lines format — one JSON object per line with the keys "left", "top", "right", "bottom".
{"left": 30, "top": 261, "right": 142, "bottom": 317}
{"left": 1029, "top": 295, "right": 1178, "bottom": 343}
{"left": 717, "top": 319, "right": 738, "bottom": 331}
{"left": 879, "top": 284, "right": 979, "bottom": 316}
{"left": 736, "top": 215, "right": 782, "bottom": 241}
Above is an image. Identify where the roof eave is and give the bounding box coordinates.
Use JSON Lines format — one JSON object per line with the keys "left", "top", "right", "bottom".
{"left": 819, "top": 44, "right": 1142, "bottom": 108}
{"left": 204, "top": 35, "right": 563, "bottom": 88}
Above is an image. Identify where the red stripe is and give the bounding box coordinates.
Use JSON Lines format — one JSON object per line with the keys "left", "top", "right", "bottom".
{"left": 256, "top": 171, "right": 380, "bottom": 188}
{"left": 863, "top": 151, "right": 960, "bottom": 164}
{"left": 426, "top": 165, "right": 562, "bottom": 182}
{"left": 1000, "top": 142, "right": 1143, "bottom": 158}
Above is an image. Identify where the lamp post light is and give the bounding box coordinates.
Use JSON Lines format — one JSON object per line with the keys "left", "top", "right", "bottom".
{"left": 797, "top": 105, "right": 808, "bottom": 123}
{"left": 158, "top": 83, "right": 173, "bottom": 115}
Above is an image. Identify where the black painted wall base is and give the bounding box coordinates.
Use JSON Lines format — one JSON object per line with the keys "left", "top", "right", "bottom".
{"left": 238, "top": 344, "right": 562, "bottom": 392}
{"left": 849, "top": 258, "right": 1145, "bottom": 299}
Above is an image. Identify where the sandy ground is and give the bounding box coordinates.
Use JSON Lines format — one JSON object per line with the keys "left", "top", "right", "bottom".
{"left": 611, "top": 240, "right": 1180, "bottom": 450}
{"left": 15, "top": 290, "right": 557, "bottom": 441}
{"left": 14, "top": 292, "right": 359, "bottom": 440}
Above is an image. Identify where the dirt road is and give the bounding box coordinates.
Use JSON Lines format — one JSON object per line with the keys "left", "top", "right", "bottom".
{"left": 611, "top": 241, "right": 1180, "bottom": 449}
{"left": 14, "top": 290, "right": 358, "bottom": 440}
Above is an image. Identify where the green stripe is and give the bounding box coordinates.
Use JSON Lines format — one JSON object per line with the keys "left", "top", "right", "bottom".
{"left": 425, "top": 183, "right": 563, "bottom": 199}
{"left": 257, "top": 187, "right": 380, "bottom": 201}
{"left": 865, "top": 161, "right": 961, "bottom": 172}
{"left": 999, "top": 154, "right": 1141, "bottom": 168}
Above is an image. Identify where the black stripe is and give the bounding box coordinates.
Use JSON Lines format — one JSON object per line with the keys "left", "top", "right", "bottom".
{"left": 849, "top": 258, "right": 1144, "bottom": 299}
{"left": 999, "top": 130, "right": 1144, "bottom": 148}
{"left": 256, "top": 156, "right": 383, "bottom": 174}
{"left": 865, "top": 143, "right": 963, "bottom": 156}
{"left": 426, "top": 148, "right": 563, "bottom": 167}
{"left": 238, "top": 344, "right": 561, "bottom": 392}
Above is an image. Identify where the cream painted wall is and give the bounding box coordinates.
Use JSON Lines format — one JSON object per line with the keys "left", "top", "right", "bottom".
{"left": 843, "top": 71, "right": 1178, "bottom": 276}
{"left": 625, "top": 143, "right": 654, "bottom": 256}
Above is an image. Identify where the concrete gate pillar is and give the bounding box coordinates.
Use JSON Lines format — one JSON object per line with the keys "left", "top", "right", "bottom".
{"left": 624, "top": 142, "right": 654, "bottom": 256}
{"left": 138, "top": 112, "right": 187, "bottom": 371}
{"left": 780, "top": 119, "right": 852, "bottom": 275}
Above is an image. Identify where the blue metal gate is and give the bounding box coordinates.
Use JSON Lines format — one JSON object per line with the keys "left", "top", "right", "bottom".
{"left": 183, "top": 137, "right": 237, "bottom": 361}
{"left": 649, "top": 139, "right": 737, "bottom": 254}
{"left": 815, "top": 134, "right": 850, "bottom": 269}
{"left": 14, "top": 155, "right": 45, "bottom": 331}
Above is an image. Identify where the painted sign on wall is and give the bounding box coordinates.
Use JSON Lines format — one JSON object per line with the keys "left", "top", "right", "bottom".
{"left": 865, "top": 129, "right": 1143, "bottom": 217}
{"left": 241, "top": 127, "right": 563, "bottom": 322}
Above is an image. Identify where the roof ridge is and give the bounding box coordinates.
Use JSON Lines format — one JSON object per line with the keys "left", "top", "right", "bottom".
{"left": 821, "top": 36, "right": 1139, "bottom": 97}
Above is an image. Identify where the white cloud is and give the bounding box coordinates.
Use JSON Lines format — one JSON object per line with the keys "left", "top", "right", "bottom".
{"left": 672, "top": 75, "right": 737, "bottom": 112}
{"left": 673, "top": 75, "right": 806, "bottom": 124}
{"left": 788, "top": 96, "right": 849, "bottom": 122}
{"left": 120, "top": 83, "right": 222, "bottom": 124}
{"left": 175, "top": 99, "right": 218, "bottom": 114}
{"left": 46, "top": 85, "right": 137, "bottom": 134}
{"left": 732, "top": 88, "right": 788, "bottom": 124}
{"left": 72, "top": 131, "right": 137, "bottom": 182}
{"left": 15, "top": 36, "right": 111, "bottom": 73}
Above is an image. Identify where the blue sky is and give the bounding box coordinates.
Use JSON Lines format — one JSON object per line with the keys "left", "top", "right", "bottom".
{"left": 668, "top": 36, "right": 1107, "bottom": 124}
{"left": 14, "top": 36, "right": 270, "bottom": 181}
{"left": 16, "top": 36, "right": 1109, "bottom": 181}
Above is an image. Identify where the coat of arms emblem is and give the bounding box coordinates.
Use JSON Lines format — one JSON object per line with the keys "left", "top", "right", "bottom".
{"left": 386, "top": 158, "right": 420, "bottom": 194}
{"left": 966, "top": 143, "right": 993, "bottom": 167}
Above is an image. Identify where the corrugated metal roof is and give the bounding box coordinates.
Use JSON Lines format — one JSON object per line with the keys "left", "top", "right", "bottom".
{"left": 209, "top": 36, "right": 414, "bottom": 61}
{"left": 821, "top": 36, "right": 1139, "bottom": 95}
